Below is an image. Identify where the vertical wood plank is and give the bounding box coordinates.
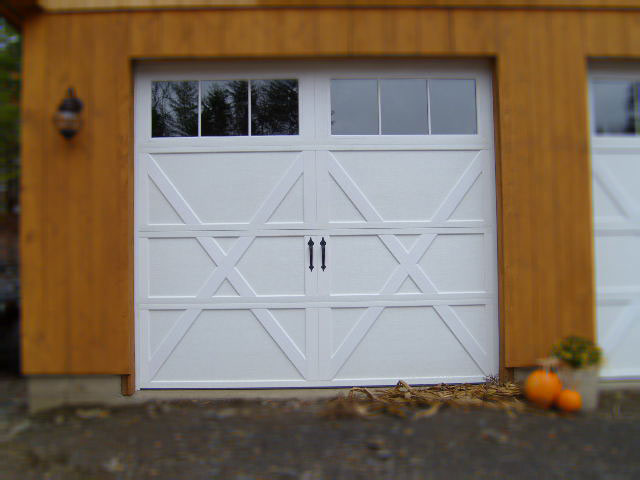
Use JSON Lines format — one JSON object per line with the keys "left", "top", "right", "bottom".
{"left": 450, "top": 9, "right": 499, "bottom": 54}
{"left": 583, "top": 11, "right": 628, "bottom": 57}
{"left": 66, "top": 13, "right": 95, "bottom": 372}
{"left": 548, "top": 12, "right": 594, "bottom": 343}
{"left": 493, "top": 11, "right": 535, "bottom": 367}
{"left": 71, "top": 13, "right": 133, "bottom": 373}
{"left": 128, "top": 10, "right": 162, "bottom": 57}
{"left": 20, "top": 16, "right": 54, "bottom": 373}
{"left": 310, "top": 9, "right": 350, "bottom": 55}
{"left": 41, "top": 15, "right": 72, "bottom": 372}
{"left": 415, "top": 9, "right": 452, "bottom": 54}
{"left": 496, "top": 11, "right": 595, "bottom": 365}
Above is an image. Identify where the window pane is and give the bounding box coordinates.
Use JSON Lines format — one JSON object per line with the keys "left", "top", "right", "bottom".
{"left": 331, "top": 79, "right": 379, "bottom": 135}
{"left": 201, "top": 80, "right": 248, "bottom": 136}
{"left": 429, "top": 79, "right": 477, "bottom": 135}
{"left": 593, "top": 81, "right": 638, "bottom": 135}
{"left": 380, "top": 79, "right": 428, "bottom": 135}
{"left": 251, "top": 79, "right": 299, "bottom": 135}
{"left": 151, "top": 81, "right": 198, "bottom": 137}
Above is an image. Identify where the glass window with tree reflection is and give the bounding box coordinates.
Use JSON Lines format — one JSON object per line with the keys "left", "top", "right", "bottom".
{"left": 201, "top": 80, "right": 248, "bottom": 136}
{"left": 151, "top": 81, "right": 198, "bottom": 137}
{"left": 151, "top": 78, "right": 299, "bottom": 138}
{"left": 593, "top": 81, "right": 640, "bottom": 135}
{"left": 251, "top": 79, "right": 299, "bottom": 136}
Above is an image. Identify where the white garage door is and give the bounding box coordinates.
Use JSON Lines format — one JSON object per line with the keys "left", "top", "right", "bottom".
{"left": 134, "top": 61, "right": 499, "bottom": 389}
{"left": 590, "top": 64, "right": 640, "bottom": 379}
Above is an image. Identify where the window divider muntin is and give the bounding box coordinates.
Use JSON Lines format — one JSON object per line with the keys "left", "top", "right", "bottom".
{"left": 197, "top": 80, "right": 202, "bottom": 137}
{"left": 377, "top": 79, "right": 382, "bottom": 135}
{"left": 248, "top": 79, "right": 252, "bottom": 137}
{"left": 426, "top": 79, "right": 432, "bottom": 135}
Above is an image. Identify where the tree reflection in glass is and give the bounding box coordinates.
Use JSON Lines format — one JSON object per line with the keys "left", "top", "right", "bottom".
{"left": 201, "top": 80, "right": 249, "bottom": 136}
{"left": 151, "top": 81, "right": 198, "bottom": 137}
{"left": 251, "top": 79, "right": 299, "bottom": 135}
{"left": 593, "top": 81, "right": 640, "bottom": 135}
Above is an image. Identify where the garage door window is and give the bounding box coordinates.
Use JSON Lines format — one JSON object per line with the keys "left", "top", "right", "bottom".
{"left": 151, "top": 81, "right": 199, "bottom": 137}
{"left": 330, "top": 78, "right": 477, "bottom": 135}
{"left": 151, "top": 79, "right": 299, "bottom": 138}
{"left": 592, "top": 81, "right": 640, "bottom": 135}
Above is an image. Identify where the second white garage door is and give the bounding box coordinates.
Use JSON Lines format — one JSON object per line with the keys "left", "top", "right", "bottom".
{"left": 590, "top": 64, "right": 640, "bottom": 379}
{"left": 134, "top": 60, "right": 499, "bottom": 389}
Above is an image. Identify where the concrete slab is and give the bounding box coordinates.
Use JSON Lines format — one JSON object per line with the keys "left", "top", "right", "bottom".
{"left": 26, "top": 375, "right": 351, "bottom": 413}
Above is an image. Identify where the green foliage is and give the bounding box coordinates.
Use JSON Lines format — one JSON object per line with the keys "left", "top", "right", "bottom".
{"left": 551, "top": 336, "right": 602, "bottom": 369}
{"left": 0, "top": 17, "right": 20, "bottom": 215}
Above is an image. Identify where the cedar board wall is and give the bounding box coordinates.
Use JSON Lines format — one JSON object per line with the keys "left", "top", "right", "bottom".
{"left": 21, "top": 6, "right": 638, "bottom": 377}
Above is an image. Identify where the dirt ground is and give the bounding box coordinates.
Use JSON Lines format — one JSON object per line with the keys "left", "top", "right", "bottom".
{"left": 1, "top": 375, "right": 640, "bottom": 480}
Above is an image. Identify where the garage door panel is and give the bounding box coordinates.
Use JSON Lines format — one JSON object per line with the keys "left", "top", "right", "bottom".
{"left": 148, "top": 309, "right": 185, "bottom": 358}
{"left": 143, "top": 235, "right": 309, "bottom": 300}
{"left": 144, "top": 151, "right": 309, "bottom": 228}
{"left": 592, "top": 154, "right": 640, "bottom": 225}
{"left": 597, "top": 300, "right": 640, "bottom": 377}
{"left": 148, "top": 180, "right": 185, "bottom": 225}
{"left": 322, "top": 149, "right": 490, "bottom": 226}
{"left": 595, "top": 233, "right": 640, "bottom": 291}
{"left": 322, "top": 235, "right": 399, "bottom": 296}
{"left": 450, "top": 304, "right": 497, "bottom": 361}
{"left": 596, "top": 153, "right": 640, "bottom": 209}
{"left": 142, "top": 308, "right": 308, "bottom": 384}
{"left": 324, "top": 306, "right": 491, "bottom": 382}
{"left": 418, "top": 233, "right": 489, "bottom": 294}
{"left": 147, "top": 237, "right": 217, "bottom": 297}
{"left": 448, "top": 173, "right": 486, "bottom": 222}
{"left": 592, "top": 178, "right": 627, "bottom": 223}
{"left": 235, "top": 236, "right": 307, "bottom": 297}
{"left": 320, "top": 232, "right": 492, "bottom": 298}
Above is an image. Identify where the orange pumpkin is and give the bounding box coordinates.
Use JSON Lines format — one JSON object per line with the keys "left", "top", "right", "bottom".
{"left": 555, "top": 389, "right": 582, "bottom": 412}
{"left": 524, "top": 369, "right": 563, "bottom": 408}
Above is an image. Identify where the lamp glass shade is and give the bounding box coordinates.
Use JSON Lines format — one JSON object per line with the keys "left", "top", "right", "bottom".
{"left": 53, "top": 110, "right": 82, "bottom": 139}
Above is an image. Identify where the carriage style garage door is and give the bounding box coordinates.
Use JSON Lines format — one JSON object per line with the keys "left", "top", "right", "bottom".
{"left": 134, "top": 61, "right": 499, "bottom": 389}
{"left": 590, "top": 64, "right": 640, "bottom": 379}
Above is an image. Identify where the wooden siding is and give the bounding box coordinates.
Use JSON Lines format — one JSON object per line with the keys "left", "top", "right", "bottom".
{"left": 20, "top": 7, "right": 639, "bottom": 375}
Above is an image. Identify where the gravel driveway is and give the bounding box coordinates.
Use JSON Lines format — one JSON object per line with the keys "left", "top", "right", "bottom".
{"left": 1, "top": 375, "right": 639, "bottom": 480}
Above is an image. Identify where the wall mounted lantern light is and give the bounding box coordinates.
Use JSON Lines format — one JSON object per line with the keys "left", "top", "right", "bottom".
{"left": 53, "top": 88, "right": 83, "bottom": 139}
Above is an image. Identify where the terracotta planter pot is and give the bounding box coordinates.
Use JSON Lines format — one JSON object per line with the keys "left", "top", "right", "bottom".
{"left": 557, "top": 365, "right": 600, "bottom": 412}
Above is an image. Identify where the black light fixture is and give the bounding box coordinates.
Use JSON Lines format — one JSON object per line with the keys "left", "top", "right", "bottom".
{"left": 53, "top": 87, "right": 83, "bottom": 139}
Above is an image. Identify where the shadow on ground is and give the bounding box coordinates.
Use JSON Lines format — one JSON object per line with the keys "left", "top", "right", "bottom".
{"left": 1, "top": 376, "right": 639, "bottom": 480}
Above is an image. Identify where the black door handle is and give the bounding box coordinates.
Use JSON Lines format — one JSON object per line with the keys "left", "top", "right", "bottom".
{"left": 320, "top": 237, "right": 326, "bottom": 271}
{"left": 308, "top": 238, "right": 314, "bottom": 271}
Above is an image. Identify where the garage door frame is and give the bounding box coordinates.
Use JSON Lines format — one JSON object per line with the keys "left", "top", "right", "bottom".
{"left": 134, "top": 59, "right": 500, "bottom": 389}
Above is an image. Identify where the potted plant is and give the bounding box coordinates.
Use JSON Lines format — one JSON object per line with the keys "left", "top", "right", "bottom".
{"left": 551, "top": 336, "right": 603, "bottom": 411}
